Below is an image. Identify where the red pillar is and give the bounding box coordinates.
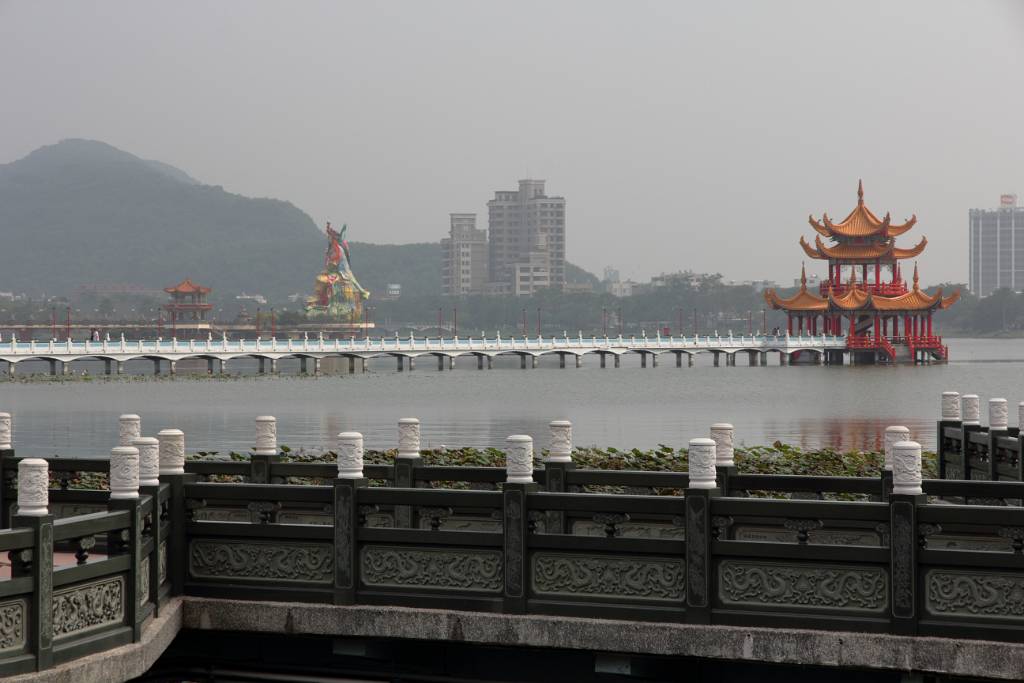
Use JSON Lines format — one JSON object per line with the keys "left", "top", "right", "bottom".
{"left": 928, "top": 314, "right": 933, "bottom": 337}
{"left": 882, "top": 318, "right": 888, "bottom": 338}
{"left": 874, "top": 314, "right": 880, "bottom": 340}
{"left": 875, "top": 261, "right": 880, "bottom": 287}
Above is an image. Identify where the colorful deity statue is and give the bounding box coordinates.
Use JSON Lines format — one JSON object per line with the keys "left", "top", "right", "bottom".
{"left": 305, "top": 222, "right": 369, "bottom": 321}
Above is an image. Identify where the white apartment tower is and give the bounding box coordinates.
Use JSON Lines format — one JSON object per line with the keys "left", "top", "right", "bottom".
{"left": 441, "top": 214, "right": 488, "bottom": 295}
{"left": 969, "top": 194, "right": 1024, "bottom": 297}
{"left": 487, "top": 179, "right": 565, "bottom": 296}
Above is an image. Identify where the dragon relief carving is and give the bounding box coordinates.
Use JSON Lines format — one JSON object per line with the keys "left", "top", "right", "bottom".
{"left": 189, "top": 539, "right": 333, "bottom": 583}
{"left": 361, "top": 545, "right": 502, "bottom": 591}
{"left": 52, "top": 576, "right": 125, "bottom": 638}
{"left": 532, "top": 553, "right": 684, "bottom": 600}
{"left": 927, "top": 570, "right": 1024, "bottom": 617}
{"left": 719, "top": 560, "right": 887, "bottom": 613}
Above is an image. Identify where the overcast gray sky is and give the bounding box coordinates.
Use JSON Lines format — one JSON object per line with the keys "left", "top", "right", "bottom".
{"left": 2, "top": 1, "right": 1022, "bottom": 285}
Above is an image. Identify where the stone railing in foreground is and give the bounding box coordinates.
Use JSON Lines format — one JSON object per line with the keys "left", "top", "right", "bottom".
{"left": 2, "top": 397, "right": 1024, "bottom": 675}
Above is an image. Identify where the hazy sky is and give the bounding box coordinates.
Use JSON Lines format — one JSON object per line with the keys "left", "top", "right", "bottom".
{"left": 2, "top": 1, "right": 1022, "bottom": 285}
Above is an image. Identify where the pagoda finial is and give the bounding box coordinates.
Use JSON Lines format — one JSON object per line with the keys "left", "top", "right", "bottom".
{"left": 848, "top": 266, "right": 858, "bottom": 288}
{"left": 912, "top": 262, "right": 919, "bottom": 290}
{"left": 857, "top": 178, "right": 864, "bottom": 205}
{"left": 800, "top": 262, "right": 807, "bottom": 289}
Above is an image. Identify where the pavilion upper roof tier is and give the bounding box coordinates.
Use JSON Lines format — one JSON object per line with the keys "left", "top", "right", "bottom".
{"left": 807, "top": 180, "right": 917, "bottom": 239}
{"left": 164, "top": 278, "right": 211, "bottom": 295}
{"left": 800, "top": 235, "right": 927, "bottom": 263}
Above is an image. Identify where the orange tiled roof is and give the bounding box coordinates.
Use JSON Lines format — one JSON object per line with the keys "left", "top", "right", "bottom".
{"left": 807, "top": 180, "right": 917, "bottom": 239}
{"left": 799, "top": 235, "right": 927, "bottom": 262}
{"left": 870, "top": 266, "right": 961, "bottom": 311}
{"left": 763, "top": 265, "right": 828, "bottom": 311}
{"left": 164, "top": 278, "right": 211, "bottom": 295}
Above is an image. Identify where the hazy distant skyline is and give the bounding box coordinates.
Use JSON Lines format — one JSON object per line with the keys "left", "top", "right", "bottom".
{"left": 2, "top": 1, "right": 1022, "bottom": 285}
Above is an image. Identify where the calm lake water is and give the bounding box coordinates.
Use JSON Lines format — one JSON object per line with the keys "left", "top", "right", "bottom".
{"left": 2, "top": 338, "right": 1023, "bottom": 457}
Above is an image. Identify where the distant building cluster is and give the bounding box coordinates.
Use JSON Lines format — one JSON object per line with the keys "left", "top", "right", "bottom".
{"left": 969, "top": 194, "right": 1022, "bottom": 297}
{"left": 441, "top": 179, "right": 565, "bottom": 296}
{"left": 598, "top": 268, "right": 779, "bottom": 298}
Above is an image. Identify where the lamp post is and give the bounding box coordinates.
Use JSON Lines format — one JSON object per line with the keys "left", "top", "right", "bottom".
{"left": 522, "top": 308, "right": 527, "bottom": 336}
{"left": 65, "top": 306, "right": 71, "bottom": 341}
{"left": 602, "top": 307, "right": 607, "bottom": 336}
{"left": 270, "top": 308, "right": 276, "bottom": 338}
{"left": 536, "top": 307, "right": 541, "bottom": 338}
{"left": 453, "top": 307, "right": 457, "bottom": 337}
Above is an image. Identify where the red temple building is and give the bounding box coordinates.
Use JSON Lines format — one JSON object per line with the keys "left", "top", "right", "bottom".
{"left": 163, "top": 278, "right": 213, "bottom": 330}
{"left": 764, "top": 181, "right": 959, "bottom": 363}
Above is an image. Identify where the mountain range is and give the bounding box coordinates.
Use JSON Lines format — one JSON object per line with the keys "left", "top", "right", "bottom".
{"left": 0, "top": 139, "right": 595, "bottom": 303}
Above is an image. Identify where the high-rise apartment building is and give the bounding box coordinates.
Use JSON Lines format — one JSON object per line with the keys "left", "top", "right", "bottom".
{"left": 487, "top": 179, "right": 565, "bottom": 296}
{"left": 441, "top": 214, "right": 488, "bottom": 296}
{"left": 969, "top": 194, "right": 1024, "bottom": 297}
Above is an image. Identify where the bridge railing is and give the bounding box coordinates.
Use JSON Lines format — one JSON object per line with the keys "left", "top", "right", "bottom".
{"left": 6, "top": 398, "right": 1024, "bottom": 675}
{"left": 2, "top": 333, "right": 849, "bottom": 358}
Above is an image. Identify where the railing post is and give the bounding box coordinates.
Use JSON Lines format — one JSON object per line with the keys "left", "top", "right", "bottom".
{"left": 135, "top": 436, "right": 162, "bottom": 614}
{"left": 988, "top": 398, "right": 1009, "bottom": 482}
{"left": 937, "top": 391, "right": 961, "bottom": 480}
{"left": 685, "top": 438, "right": 718, "bottom": 624}
{"left": 251, "top": 415, "right": 278, "bottom": 483}
{"left": 334, "top": 432, "right": 366, "bottom": 605}
{"left": 890, "top": 440, "right": 924, "bottom": 635}
{"left": 0, "top": 411, "right": 12, "bottom": 528}
{"left": 108, "top": 446, "right": 143, "bottom": 641}
{"left": 119, "top": 413, "right": 141, "bottom": 447}
{"left": 158, "top": 428, "right": 191, "bottom": 596}
{"left": 503, "top": 435, "right": 537, "bottom": 614}
{"left": 13, "top": 458, "right": 53, "bottom": 671}
{"left": 543, "top": 421, "right": 573, "bottom": 534}
{"left": 710, "top": 423, "right": 735, "bottom": 495}
{"left": 393, "top": 418, "right": 423, "bottom": 528}
{"left": 882, "top": 426, "right": 909, "bottom": 500}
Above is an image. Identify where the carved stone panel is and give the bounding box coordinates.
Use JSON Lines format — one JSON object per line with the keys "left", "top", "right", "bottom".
{"left": 360, "top": 545, "right": 502, "bottom": 592}
{"left": 733, "top": 526, "right": 881, "bottom": 546}
{"left": 52, "top": 575, "right": 125, "bottom": 639}
{"left": 189, "top": 539, "right": 333, "bottom": 584}
{"left": 571, "top": 520, "right": 685, "bottom": 540}
{"left": 718, "top": 560, "right": 888, "bottom": 613}
{"left": 532, "top": 552, "right": 684, "bottom": 601}
{"left": 0, "top": 599, "right": 26, "bottom": 652}
{"left": 927, "top": 569, "right": 1024, "bottom": 619}
{"left": 158, "top": 541, "right": 168, "bottom": 585}
{"left": 140, "top": 557, "right": 150, "bottom": 606}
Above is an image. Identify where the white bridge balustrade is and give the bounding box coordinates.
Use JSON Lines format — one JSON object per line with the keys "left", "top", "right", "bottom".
{"left": 0, "top": 332, "right": 850, "bottom": 375}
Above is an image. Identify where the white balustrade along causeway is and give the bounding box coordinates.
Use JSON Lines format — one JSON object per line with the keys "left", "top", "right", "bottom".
{"left": 0, "top": 332, "right": 848, "bottom": 374}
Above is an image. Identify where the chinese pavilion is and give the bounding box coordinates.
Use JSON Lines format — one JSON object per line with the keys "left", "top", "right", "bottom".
{"left": 163, "top": 278, "right": 212, "bottom": 325}
{"left": 763, "top": 181, "right": 959, "bottom": 363}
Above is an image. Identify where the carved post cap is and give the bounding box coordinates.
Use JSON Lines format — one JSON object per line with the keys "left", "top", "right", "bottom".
{"left": 336, "top": 431, "right": 364, "bottom": 479}
{"left": 941, "top": 391, "right": 961, "bottom": 420}
{"left": 892, "top": 440, "right": 923, "bottom": 495}
{"left": 505, "top": 434, "right": 535, "bottom": 484}
{"left": 16, "top": 458, "right": 49, "bottom": 517}
{"left": 118, "top": 414, "right": 141, "bottom": 447}
{"left": 157, "top": 428, "right": 186, "bottom": 475}
{"left": 254, "top": 415, "right": 278, "bottom": 455}
{"left": 0, "top": 412, "right": 11, "bottom": 450}
{"left": 546, "top": 420, "right": 573, "bottom": 463}
{"left": 133, "top": 436, "right": 160, "bottom": 487}
{"left": 688, "top": 437, "right": 717, "bottom": 489}
{"left": 397, "top": 417, "right": 421, "bottom": 458}
{"left": 883, "top": 426, "right": 911, "bottom": 471}
{"left": 110, "top": 446, "right": 140, "bottom": 500}
{"left": 709, "top": 423, "right": 735, "bottom": 467}
{"left": 989, "top": 398, "right": 1009, "bottom": 430}
{"left": 962, "top": 394, "right": 981, "bottom": 425}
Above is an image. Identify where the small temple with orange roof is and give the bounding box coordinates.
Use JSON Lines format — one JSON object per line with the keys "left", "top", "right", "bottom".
{"left": 763, "top": 181, "right": 959, "bottom": 363}
{"left": 162, "top": 278, "right": 213, "bottom": 329}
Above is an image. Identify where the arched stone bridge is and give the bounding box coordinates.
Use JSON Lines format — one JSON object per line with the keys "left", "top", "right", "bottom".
{"left": 0, "top": 333, "right": 849, "bottom": 375}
